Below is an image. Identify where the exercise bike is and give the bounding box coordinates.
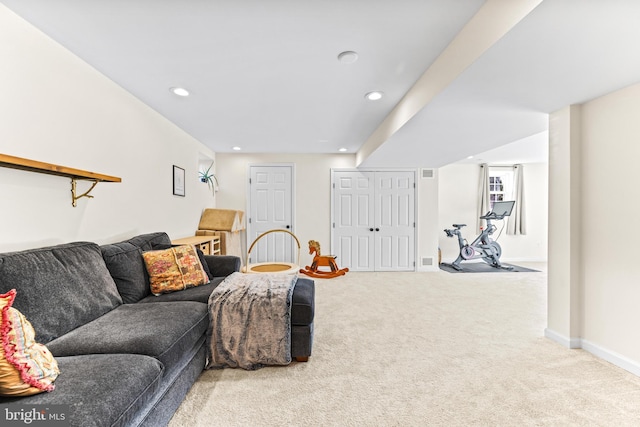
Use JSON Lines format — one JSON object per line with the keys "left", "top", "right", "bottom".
{"left": 442, "top": 200, "right": 515, "bottom": 271}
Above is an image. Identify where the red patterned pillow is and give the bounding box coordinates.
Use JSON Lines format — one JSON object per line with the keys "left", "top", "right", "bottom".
{"left": 142, "top": 245, "right": 209, "bottom": 295}
{"left": 0, "top": 289, "right": 59, "bottom": 396}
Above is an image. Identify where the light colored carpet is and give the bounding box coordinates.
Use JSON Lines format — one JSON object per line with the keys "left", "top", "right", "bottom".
{"left": 169, "top": 265, "right": 640, "bottom": 426}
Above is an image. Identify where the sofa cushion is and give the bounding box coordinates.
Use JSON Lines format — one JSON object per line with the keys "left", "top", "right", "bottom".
{"left": 142, "top": 246, "right": 209, "bottom": 295}
{"left": 0, "top": 353, "right": 164, "bottom": 427}
{"left": 0, "top": 242, "right": 122, "bottom": 344}
{"left": 100, "top": 242, "right": 150, "bottom": 304}
{"left": 0, "top": 289, "right": 59, "bottom": 396}
{"left": 138, "top": 277, "right": 225, "bottom": 304}
{"left": 203, "top": 255, "right": 242, "bottom": 278}
{"left": 46, "top": 302, "right": 208, "bottom": 378}
{"left": 100, "top": 232, "right": 173, "bottom": 304}
{"left": 126, "top": 232, "right": 172, "bottom": 252}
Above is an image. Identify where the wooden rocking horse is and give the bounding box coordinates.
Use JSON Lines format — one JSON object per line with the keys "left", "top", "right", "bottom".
{"left": 299, "top": 240, "right": 349, "bottom": 278}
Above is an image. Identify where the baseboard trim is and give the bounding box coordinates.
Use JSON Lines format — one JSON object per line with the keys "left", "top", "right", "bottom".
{"left": 545, "top": 328, "right": 640, "bottom": 377}
{"left": 502, "top": 257, "right": 548, "bottom": 263}
{"left": 544, "top": 328, "right": 581, "bottom": 349}
{"left": 581, "top": 339, "right": 640, "bottom": 377}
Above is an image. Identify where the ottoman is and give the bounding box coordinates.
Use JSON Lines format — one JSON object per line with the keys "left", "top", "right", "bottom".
{"left": 207, "top": 274, "right": 315, "bottom": 367}
{"left": 291, "top": 277, "right": 315, "bottom": 362}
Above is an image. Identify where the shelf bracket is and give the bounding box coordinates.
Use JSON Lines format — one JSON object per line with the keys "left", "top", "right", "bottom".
{"left": 71, "top": 178, "right": 99, "bottom": 207}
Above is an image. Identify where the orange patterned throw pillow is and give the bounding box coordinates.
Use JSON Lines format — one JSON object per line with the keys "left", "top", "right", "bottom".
{"left": 142, "top": 245, "right": 209, "bottom": 295}
{"left": 0, "top": 289, "right": 59, "bottom": 397}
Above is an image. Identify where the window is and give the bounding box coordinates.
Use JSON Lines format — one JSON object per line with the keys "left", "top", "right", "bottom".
{"left": 489, "top": 168, "right": 513, "bottom": 209}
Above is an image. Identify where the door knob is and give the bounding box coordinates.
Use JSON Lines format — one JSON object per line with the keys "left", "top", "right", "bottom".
{"left": 286, "top": 225, "right": 290, "bottom": 229}
{"left": 375, "top": 228, "right": 380, "bottom": 232}
{"left": 369, "top": 228, "right": 374, "bottom": 232}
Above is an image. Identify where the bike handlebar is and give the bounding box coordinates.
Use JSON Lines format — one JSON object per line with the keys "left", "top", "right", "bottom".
{"left": 479, "top": 211, "right": 508, "bottom": 220}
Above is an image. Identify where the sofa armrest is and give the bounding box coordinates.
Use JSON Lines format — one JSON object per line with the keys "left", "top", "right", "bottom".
{"left": 204, "top": 255, "right": 241, "bottom": 277}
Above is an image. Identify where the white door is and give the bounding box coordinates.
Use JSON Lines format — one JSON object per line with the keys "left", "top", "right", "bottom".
{"left": 332, "top": 170, "right": 415, "bottom": 271}
{"left": 333, "top": 170, "right": 375, "bottom": 271}
{"left": 248, "top": 165, "right": 295, "bottom": 264}
{"left": 375, "top": 172, "right": 415, "bottom": 270}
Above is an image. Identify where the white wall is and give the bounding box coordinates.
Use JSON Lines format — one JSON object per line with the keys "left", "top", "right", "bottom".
{"left": 417, "top": 169, "right": 440, "bottom": 271}
{"left": 438, "top": 162, "right": 548, "bottom": 263}
{"left": 580, "top": 82, "right": 640, "bottom": 366}
{"left": 547, "top": 82, "right": 640, "bottom": 375}
{"left": 0, "top": 6, "right": 216, "bottom": 252}
{"left": 546, "top": 105, "right": 583, "bottom": 345}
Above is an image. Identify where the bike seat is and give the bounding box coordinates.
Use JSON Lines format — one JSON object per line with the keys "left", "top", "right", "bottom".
{"left": 452, "top": 224, "right": 466, "bottom": 229}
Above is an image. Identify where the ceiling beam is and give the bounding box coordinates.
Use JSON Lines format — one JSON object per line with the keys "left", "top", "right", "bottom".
{"left": 356, "top": 0, "right": 544, "bottom": 166}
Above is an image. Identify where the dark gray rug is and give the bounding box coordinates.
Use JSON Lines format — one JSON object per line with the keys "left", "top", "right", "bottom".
{"left": 439, "top": 262, "right": 539, "bottom": 273}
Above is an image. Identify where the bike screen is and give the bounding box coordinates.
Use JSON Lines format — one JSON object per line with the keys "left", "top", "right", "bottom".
{"left": 491, "top": 201, "right": 515, "bottom": 217}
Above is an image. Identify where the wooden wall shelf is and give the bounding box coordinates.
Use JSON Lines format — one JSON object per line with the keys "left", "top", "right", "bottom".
{"left": 0, "top": 153, "right": 121, "bottom": 207}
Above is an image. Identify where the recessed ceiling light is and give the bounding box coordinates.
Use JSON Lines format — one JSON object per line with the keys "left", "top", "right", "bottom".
{"left": 365, "top": 91, "right": 383, "bottom": 101}
{"left": 467, "top": 155, "right": 474, "bottom": 159}
{"left": 338, "top": 148, "right": 348, "bottom": 152}
{"left": 232, "top": 146, "right": 242, "bottom": 151}
{"left": 170, "top": 87, "right": 189, "bottom": 97}
{"left": 337, "top": 51, "right": 358, "bottom": 64}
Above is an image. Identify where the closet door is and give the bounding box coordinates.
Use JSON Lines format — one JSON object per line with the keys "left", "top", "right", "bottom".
{"left": 374, "top": 171, "right": 415, "bottom": 271}
{"left": 332, "top": 170, "right": 415, "bottom": 271}
{"left": 333, "top": 171, "right": 375, "bottom": 271}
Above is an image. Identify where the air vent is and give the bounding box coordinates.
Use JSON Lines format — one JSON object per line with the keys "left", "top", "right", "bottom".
{"left": 421, "top": 168, "right": 434, "bottom": 179}
{"left": 421, "top": 257, "right": 434, "bottom": 266}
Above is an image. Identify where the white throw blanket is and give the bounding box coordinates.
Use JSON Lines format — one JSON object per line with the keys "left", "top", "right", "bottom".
{"left": 206, "top": 272, "right": 297, "bottom": 370}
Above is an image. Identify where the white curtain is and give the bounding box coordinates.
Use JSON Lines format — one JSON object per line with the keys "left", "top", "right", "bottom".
{"left": 507, "top": 164, "right": 526, "bottom": 235}
{"left": 477, "top": 164, "right": 490, "bottom": 233}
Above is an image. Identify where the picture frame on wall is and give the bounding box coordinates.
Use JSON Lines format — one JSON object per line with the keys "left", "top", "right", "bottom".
{"left": 173, "top": 165, "right": 185, "bottom": 196}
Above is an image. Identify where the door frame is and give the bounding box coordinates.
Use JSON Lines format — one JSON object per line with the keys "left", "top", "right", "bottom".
{"left": 330, "top": 168, "right": 417, "bottom": 272}
{"left": 246, "top": 163, "right": 296, "bottom": 262}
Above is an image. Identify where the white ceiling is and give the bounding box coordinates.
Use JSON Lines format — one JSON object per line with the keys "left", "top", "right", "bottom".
{"left": 3, "top": 0, "right": 640, "bottom": 167}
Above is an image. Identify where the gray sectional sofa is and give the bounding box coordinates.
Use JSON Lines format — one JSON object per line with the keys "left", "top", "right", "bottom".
{"left": 0, "top": 232, "right": 315, "bottom": 427}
